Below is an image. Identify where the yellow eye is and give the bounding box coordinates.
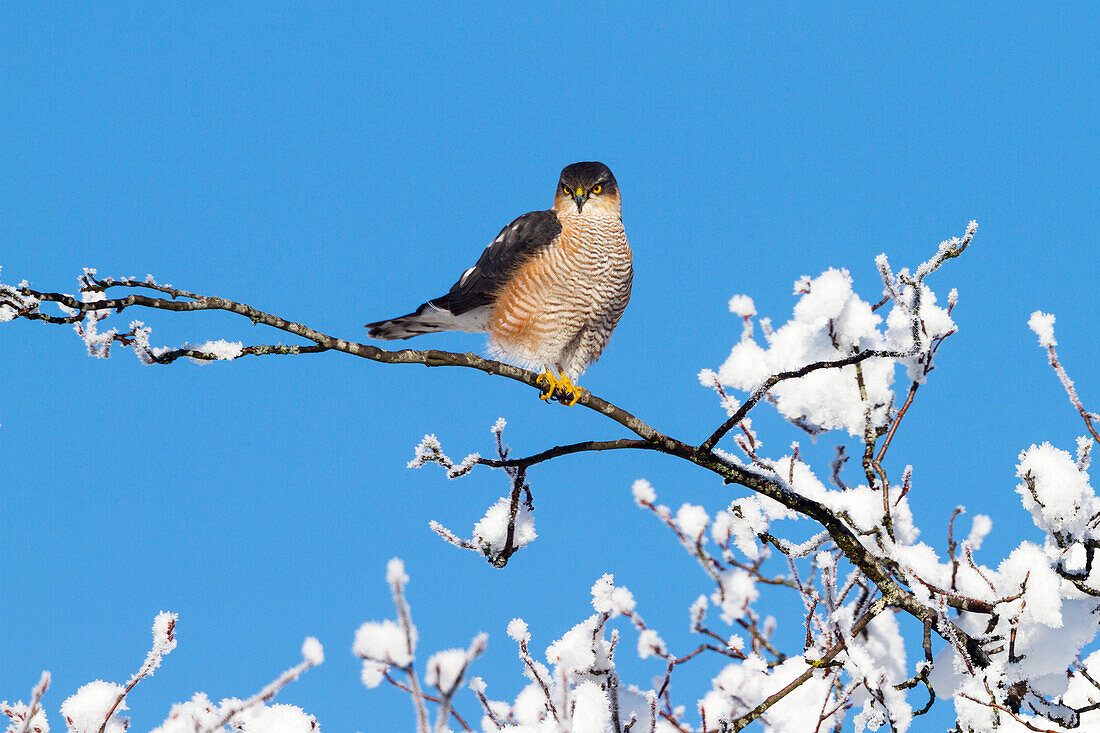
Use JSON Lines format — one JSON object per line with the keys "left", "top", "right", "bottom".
{"left": 562, "top": 185, "right": 572, "bottom": 195}
{"left": 592, "top": 184, "right": 602, "bottom": 194}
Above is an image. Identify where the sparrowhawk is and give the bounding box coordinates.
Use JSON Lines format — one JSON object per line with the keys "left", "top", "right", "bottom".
{"left": 365, "top": 161, "right": 633, "bottom": 406}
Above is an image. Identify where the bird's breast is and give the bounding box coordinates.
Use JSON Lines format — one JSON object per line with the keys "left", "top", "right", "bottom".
{"left": 488, "top": 215, "right": 631, "bottom": 359}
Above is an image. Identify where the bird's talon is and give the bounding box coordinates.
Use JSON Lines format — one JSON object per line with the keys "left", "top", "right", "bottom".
{"left": 557, "top": 374, "right": 582, "bottom": 407}
{"left": 537, "top": 370, "right": 559, "bottom": 400}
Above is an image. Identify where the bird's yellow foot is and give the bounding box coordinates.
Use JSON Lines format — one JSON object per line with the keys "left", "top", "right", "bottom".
{"left": 537, "top": 370, "right": 561, "bottom": 401}
{"left": 557, "top": 373, "right": 582, "bottom": 407}
{"left": 535, "top": 370, "right": 583, "bottom": 405}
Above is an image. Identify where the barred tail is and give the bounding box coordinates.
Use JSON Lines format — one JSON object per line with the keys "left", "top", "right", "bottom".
{"left": 365, "top": 297, "right": 488, "bottom": 340}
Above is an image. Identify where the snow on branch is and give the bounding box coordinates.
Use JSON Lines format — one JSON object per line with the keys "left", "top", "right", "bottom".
{"left": 354, "top": 558, "right": 486, "bottom": 733}
{"left": 705, "top": 221, "right": 975, "bottom": 446}
{"left": 413, "top": 422, "right": 537, "bottom": 567}
{"left": 59, "top": 611, "right": 178, "bottom": 733}
{"left": 190, "top": 638, "right": 324, "bottom": 732}
{"left": 2, "top": 671, "right": 50, "bottom": 733}
{"left": 1030, "top": 310, "right": 1100, "bottom": 445}
{"left": 10, "top": 614, "right": 323, "bottom": 733}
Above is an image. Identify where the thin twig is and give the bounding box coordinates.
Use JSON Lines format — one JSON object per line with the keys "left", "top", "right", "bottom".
{"left": 382, "top": 671, "right": 473, "bottom": 732}
{"left": 14, "top": 672, "right": 50, "bottom": 733}
{"left": 728, "top": 598, "right": 887, "bottom": 731}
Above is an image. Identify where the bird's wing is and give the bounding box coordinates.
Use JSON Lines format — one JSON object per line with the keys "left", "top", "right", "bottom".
{"left": 432, "top": 210, "right": 562, "bottom": 315}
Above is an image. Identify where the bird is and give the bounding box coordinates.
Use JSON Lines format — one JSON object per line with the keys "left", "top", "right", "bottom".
{"left": 365, "top": 161, "right": 633, "bottom": 406}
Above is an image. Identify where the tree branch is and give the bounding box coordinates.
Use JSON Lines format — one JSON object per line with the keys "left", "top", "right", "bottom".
{"left": 700, "top": 348, "right": 913, "bottom": 454}
{"left": 3, "top": 231, "right": 992, "bottom": 673}
{"left": 476, "top": 438, "right": 656, "bottom": 469}
{"left": 728, "top": 597, "right": 887, "bottom": 731}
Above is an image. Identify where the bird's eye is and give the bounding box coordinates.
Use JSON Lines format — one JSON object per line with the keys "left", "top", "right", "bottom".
{"left": 562, "top": 185, "right": 572, "bottom": 195}
{"left": 592, "top": 184, "right": 602, "bottom": 195}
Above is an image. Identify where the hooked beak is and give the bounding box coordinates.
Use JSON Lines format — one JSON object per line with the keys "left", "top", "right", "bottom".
{"left": 572, "top": 187, "right": 589, "bottom": 213}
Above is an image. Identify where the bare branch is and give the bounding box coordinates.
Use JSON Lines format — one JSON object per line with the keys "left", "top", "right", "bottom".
{"left": 382, "top": 672, "right": 473, "bottom": 732}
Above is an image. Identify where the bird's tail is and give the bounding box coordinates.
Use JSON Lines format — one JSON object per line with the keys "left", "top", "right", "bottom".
{"left": 365, "top": 297, "right": 475, "bottom": 340}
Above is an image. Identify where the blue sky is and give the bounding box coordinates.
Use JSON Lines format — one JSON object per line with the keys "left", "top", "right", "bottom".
{"left": 3, "top": 3, "right": 1100, "bottom": 730}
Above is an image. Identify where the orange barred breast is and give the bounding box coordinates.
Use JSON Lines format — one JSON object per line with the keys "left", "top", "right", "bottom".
{"left": 488, "top": 215, "right": 632, "bottom": 374}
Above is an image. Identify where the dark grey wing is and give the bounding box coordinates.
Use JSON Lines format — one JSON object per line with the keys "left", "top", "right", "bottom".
{"left": 429, "top": 210, "right": 563, "bottom": 315}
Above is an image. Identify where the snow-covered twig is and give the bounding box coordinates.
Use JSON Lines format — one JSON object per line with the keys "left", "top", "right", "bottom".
{"left": 6, "top": 671, "right": 50, "bottom": 733}
{"left": 428, "top": 634, "right": 487, "bottom": 733}
{"left": 202, "top": 637, "right": 324, "bottom": 732}
{"left": 1030, "top": 311, "right": 1100, "bottom": 445}
{"left": 97, "top": 612, "right": 178, "bottom": 733}
{"left": 388, "top": 560, "right": 430, "bottom": 733}
{"left": 419, "top": 423, "right": 538, "bottom": 567}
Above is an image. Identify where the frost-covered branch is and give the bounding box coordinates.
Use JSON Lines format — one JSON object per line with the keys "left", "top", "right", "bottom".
{"left": 0, "top": 270, "right": 601, "bottom": 406}
{"left": 4, "top": 226, "right": 997, "bottom": 695}
{"left": 2, "top": 671, "right": 50, "bottom": 733}
{"left": 1029, "top": 310, "right": 1100, "bottom": 445}
{"left": 53, "top": 612, "right": 180, "bottom": 733}
{"left": 354, "top": 558, "right": 485, "bottom": 732}
{"left": 11, "top": 614, "right": 323, "bottom": 732}
{"left": 416, "top": 423, "right": 538, "bottom": 567}
{"left": 202, "top": 638, "right": 324, "bottom": 732}
{"left": 93, "top": 612, "right": 178, "bottom": 733}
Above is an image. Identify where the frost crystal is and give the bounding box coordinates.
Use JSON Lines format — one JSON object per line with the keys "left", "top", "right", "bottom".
{"left": 637, "top": 629, "right": 667, "bottom": 660}
{"left": 545, "top": 616, "right": 610, "bottom": 674}
{"left": 407, "top": 435, "right": 445, "bottom": 469}
{"left": 631, "top": 479, "right": 656, "bottom": 505}
{"left": 570, "top": 681, "right": 612, "bottom": 733}
{"left": 689, "top": 594, "right": 708, "bottom": 631}
{"left": 713, "top": 569, "right": 759, "bottom": 623}
{"left": 301, "top": 637, "right": 324, "bottom": 666}
{"left": 359, "top": 661, "right": 387, "bottom": 689}
{"left": 447, "top": 452, "right": 481, "bottom": 479}
{"left": 386, "top": 557, "right": 408, "bottom": 587}
{"left": 590, "top": 574, "right": 636, "bottom": 616}
{"left": 675, "top": 503, "right": 709, "bottom": 540}
{"left": 352, "top": 619, "right": 414, "bottom": 667}
{"left": 1028, "top": 311, "right": 1057, "bottom": 347}
{"left": 425, "top": 648, "right": 468, "bottom": 692}
{"left": 728, "top": 294, "right": 756, "bottom": 317}
{"left": 187, "top": 339, "right": 243, "bottom": 362}
{"left": 1, "top": 698, "right": 50, "bottom": 732}
{"left": 1076, "top": 436, "right": 1094, "bottom": 470}
{"left": 966, "top": 515, "right": 992, "bottom": 551}
{"left": 124, "top": 611, "right": 179, "bottom": 688}
{"left": 507, "top": 618, "right": 530, "bottom": 643}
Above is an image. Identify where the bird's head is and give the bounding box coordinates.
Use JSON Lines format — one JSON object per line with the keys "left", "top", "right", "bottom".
{"left": 554, "top": 161, "right": 620, "bottom": 217}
